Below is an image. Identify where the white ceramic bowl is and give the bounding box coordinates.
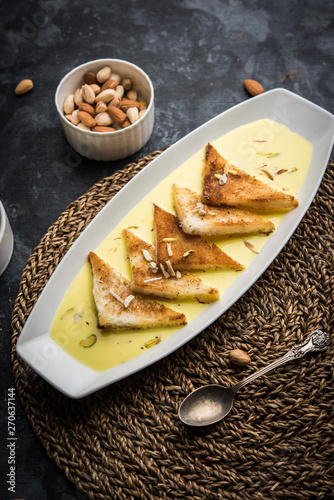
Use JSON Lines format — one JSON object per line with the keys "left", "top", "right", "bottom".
{"left": 55, "top": 59, "right": 154, "bottom": 161}
{"left": 0, "top": 201, "right": 14, "bottom": 276}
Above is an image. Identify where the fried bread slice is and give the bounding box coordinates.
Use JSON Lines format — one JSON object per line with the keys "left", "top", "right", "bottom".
{"left": 124, "top": 229, "right": 220, "bottom": 302}
{"left": 173, "top": 184, "right": 275, "bottom": 236}
{"left": 88, "top": 252, "right": 187, "bottom": 329}
{"left": 203, "top": 143, "right": 299, "bottom": 211}
{"left": 154, "top": 205, "right": 244, "bottom": 271}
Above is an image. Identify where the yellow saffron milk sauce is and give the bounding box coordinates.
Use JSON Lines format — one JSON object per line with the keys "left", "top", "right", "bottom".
{"left": 50, "top": 119, "right": 312, "bottom": 371}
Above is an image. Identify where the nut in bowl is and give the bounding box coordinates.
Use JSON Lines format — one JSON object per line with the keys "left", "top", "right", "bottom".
{"left": 55, "top": 59, "right": 154, "bottom": 161}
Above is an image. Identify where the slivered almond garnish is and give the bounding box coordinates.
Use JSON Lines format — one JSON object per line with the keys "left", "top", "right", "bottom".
{"left": 160, "top": 263, "right": 170, "bottom": 279}
{"left": 148, "top": 262, "right": 158, "bottom": 273}
{"left": 204, "top": 204, "right": 216, "bottom": 216}
{"left": 162, "top": 237, "right": 178, "bottom": 242}
{"left": 214, "top": 173, "right": 227, "bottom": 185}
{"left": 176, "top": 271, "right": 182, "bottom": 279}
{"left": 289, "top": 167, "right": 298, "bottom": 173}
{"left": 193, "top": 203, "right": 202, "bottom": 211}
{"left": 243, "top": 240, "right": 259, "bottom": 254}
{"left": 191, "top": 202, "right": 216, "bottom": 216}
{"left": 192, "top": 202, "right": 206, "bottom": 215}
{"left": 167, "top": 243, "right": 173, "bottom": 256}
{"left": 224, "top": 160, "right": 231, "bottom": 174}
{"left": 276, "top": 169, "right": 288, "bottom": 175}
{"left": 261, "top": 169, "right": 274, "bottom": 181}
{"left": 143, "top": 277, "right": 162, "bottom": 282}
{"left": 108, "top": 288, "right": 125, "bottom": 305}
{"left": 97, "top": 278, "right": 133, "bottom": 308}
{"left": 124, "top": 295, "right": 134, "bottom": 308}
{"left": 142, "top": 249, "right": 153, "bottom": 262}
{"left": 165, "top": 260, "right": 176, "bottom": 277}
{"left": 219, "top": 173, "right": 227, "bottom": 185}
{"left": 74, "top": 311, "right": 83, "bottom": 322}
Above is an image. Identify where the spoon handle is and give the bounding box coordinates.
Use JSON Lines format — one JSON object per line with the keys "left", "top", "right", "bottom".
{"left": 232, "top": 330, "right": 330, "bottom": 393}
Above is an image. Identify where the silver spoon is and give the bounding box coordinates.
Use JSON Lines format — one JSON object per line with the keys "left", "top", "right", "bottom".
{"left": 178, "top": 330, "right": 330, "bottom": 427}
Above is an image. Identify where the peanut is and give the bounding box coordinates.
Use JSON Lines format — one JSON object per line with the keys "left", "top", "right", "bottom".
{"left": 229, "top": 349, "right": 251, "bottom": 366}
{"left": 95, "top": 89, "right": 116, "bottom": 103}
{"left": 110, "top": 72, "right": 121, "bottom": 84}
{"left": 15, "top": 79, "right": 34, "bottom": 95}
{"left": 74, "top": 88, "right": 84, "bottom": 106}
{"left": 127, "top": 107, "right": 139, "bottom": 124}
{"left": 90, "top": 84, "right": 101, "bottom": 96}
{"left": 127, "top": 89, "right": 138, "bottom": 101}
{"left": 82, "top": 84, "right": 95, "bottom": 104}
{"left": 122, "top": 77, "right": 133, "bottom": 91}
{"left": 96, "top": 66, "right": 111, "bottom": 83}
{"left": 63, "top": 94, "right": 75, "bottom": 114}
{"left": 95, "top": 112, "right": 113, "bottom": 126}
{"left": 77, "top": 122, "right": 90, "bottom": 130}
{"left": 95, "top": 101, "right": 107, "bottom": 114}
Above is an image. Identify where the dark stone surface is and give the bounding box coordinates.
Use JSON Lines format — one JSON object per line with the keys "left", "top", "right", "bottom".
{"left": 0, "top": 0, "right": 333, "bottom": 498}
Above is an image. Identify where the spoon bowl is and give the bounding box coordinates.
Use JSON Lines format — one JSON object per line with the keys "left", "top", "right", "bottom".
{"left": 179, "top": 385, "right": 234, "bottom": 427}
{"left": 178, "top": 330, "right": 330, "bottom": 427}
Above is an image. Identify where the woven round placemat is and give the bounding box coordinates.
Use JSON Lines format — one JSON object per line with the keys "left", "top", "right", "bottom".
{"left": 11, "top": 153, "right": 334, "bottom": 500}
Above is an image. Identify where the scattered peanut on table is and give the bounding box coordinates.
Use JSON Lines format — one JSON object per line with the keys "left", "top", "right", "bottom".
{"left": 15, "top": 79, "right": 34, "bottom": 95}
{"left": 229, "top": 348, "right": 251, "bottom": 366}
{"left": 63, "top": 65, "right": 148, "bottom": 132}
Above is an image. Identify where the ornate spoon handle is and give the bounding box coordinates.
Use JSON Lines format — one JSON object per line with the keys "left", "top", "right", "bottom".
{"left": 232, "top": 330, "right": 330, "bottom": 394}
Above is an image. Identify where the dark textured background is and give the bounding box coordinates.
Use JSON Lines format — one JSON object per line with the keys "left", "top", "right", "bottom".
{"left": 1, "top": 0, "right": 333, "bottom": 498}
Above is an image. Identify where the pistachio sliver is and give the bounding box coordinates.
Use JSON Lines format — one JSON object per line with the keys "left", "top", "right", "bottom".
{"left": 144, "top": 337, "right": 161, "bottom": 349}
{"left": 80, "top": 334, "right": 97, "bottom": 348}
{"left": 256, "top": 152, "right": 280, "bottom": 159}
{"left": 182, "top": 249, "right": 195, "bottom": 259}
{"left": 266, "top": 152, "right": 280, "bottom": 158}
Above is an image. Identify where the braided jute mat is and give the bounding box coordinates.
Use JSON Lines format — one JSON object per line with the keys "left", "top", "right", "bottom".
{"left": 11, "top": 152, "right": 334, "bottom": 500}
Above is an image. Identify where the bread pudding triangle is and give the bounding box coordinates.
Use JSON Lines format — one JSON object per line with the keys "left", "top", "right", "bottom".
{"left": 124, "top": 229, "right": 220, "bottom": 302}
{"left": 154, "top": 205, "right": 244, "bottom": 271}
{"left": 88, "top": 252, "right": 187, "bottom": 329}
{"left": 202, "top": 143, "right": 298, "bottom": 211}
{"left": 173, "top": 184, "right": 275, "bottom": 236}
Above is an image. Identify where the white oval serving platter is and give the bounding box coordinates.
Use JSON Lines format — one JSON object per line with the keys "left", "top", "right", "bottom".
{"left": 17, "top": 89, "right": 334, "bottom": 398}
